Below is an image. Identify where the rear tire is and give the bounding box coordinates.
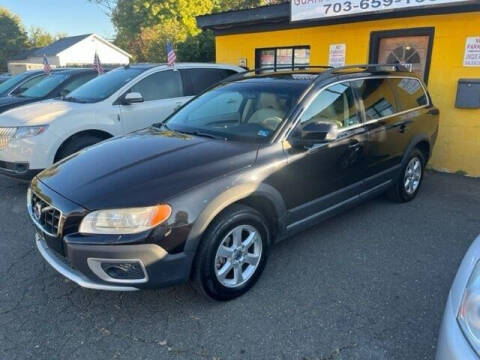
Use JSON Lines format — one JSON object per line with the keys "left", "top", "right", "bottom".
{"left": 387, "top": 148, "right": 425, "bottom": 203}
{"left": 192, "top": 204, "right": 270, "bottom": 301}
{"left": 55, "top": 135, "right": 105, "bottom": 162}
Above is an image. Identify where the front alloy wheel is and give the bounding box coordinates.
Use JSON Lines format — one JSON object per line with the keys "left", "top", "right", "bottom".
{"left": 192, "top": 204, "right": 269, "bottom": 301}
{"left": 214, "top": 224, "right": 263, "bottom": 288}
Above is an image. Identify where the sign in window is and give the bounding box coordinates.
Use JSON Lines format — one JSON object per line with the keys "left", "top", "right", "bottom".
{"left": 256, "top": 46, "right": 310, "bottom": 72}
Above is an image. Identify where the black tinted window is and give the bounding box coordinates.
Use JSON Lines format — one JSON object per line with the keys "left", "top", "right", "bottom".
{"left": 181, "top": 68, "right": 238, "bottom": 96}
{"left": 352, "top": 78, "right": 397, "bottom": 120}
{"left": 131, "top": 70, "right": 183, "bottom": 101}
{"left": 389, "top": 78, "right": 428, "bottom": 110}
{"left": 301, "top": 82, "right": 360, "bottom": 129}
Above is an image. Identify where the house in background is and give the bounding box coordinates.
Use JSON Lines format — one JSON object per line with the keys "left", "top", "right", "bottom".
{"left": 8, "top": 33, "right": 131, "bottom": 74}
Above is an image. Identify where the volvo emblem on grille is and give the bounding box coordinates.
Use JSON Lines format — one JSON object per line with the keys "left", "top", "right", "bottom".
{"left": 33, "top": 202, "right": 43, "bottom": 221}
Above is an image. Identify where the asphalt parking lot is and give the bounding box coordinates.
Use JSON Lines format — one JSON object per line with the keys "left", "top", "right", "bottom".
{"left": 1, "top": 171, "right": 479, "bottom": 360}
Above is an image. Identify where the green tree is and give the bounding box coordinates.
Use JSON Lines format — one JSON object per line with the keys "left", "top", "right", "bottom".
{"left": 0, "top": 7, "right": 28, "bottom": 72}
{"left": 89, "top": 0, "right": 285, "bottom": 63}
{"left": 28, "top": 26, "right": 67, "bottom": 48}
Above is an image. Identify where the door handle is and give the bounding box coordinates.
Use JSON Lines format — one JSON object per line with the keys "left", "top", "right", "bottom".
{"left": 348, "top": 142, "right": 362, "bottom": 151}
{"left": 399, "top": 123, "right": 407, "bottom": 133}
{"left": 428, "top": 108, "right": 440, "bottom": 116}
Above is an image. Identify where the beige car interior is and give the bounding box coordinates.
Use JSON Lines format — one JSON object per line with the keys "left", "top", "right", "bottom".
{"left": 246, "top": 92, "right": 286, "bottom": 130}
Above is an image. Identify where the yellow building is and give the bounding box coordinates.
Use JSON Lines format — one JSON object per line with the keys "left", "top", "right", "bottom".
{"left": 198, "top": 1, "right": 480, "bottom": 176}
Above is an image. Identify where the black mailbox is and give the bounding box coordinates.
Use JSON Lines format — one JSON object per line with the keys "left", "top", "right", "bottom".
{"left": 455, "top": 79, "right": 480, "bottom": 109}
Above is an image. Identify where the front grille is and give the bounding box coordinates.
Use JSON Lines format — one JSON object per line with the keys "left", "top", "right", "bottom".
{"left": 0, "top": 127, "right": 16, "bottom": 150}
{"left": 29, "top": 191, "right": 63, "bottom": 237}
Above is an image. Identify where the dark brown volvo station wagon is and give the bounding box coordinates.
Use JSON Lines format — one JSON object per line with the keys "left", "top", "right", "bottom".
{"left": 28, "top": 64, "right": 439, "bottom": 300}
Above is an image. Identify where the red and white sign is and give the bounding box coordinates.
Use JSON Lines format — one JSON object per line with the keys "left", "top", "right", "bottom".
{"left": 291, "top": 0, "right": 471, "bottom": 22}
{"left": 464, "top": 37, "right": 480, "bottom": 67}
{"left": 328, "top": 44, "right": 346, "bottom": 67}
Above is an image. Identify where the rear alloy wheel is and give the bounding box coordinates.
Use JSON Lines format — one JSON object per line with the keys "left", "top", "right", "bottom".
{"left": 192, "top": 204, "right": 269, "bottom": 301}
{"left": 387, "top": 148, "right": 425, "bottom": 202}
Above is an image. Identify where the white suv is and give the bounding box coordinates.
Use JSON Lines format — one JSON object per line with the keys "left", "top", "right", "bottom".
{"left": 0, "top": 63, "right": 243, "bottom": 179}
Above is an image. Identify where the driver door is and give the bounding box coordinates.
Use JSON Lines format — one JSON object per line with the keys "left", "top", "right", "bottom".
{"left": 119, "top": 70, "right": 191, "bottom": 133}
{"left": 270, "top": 81, "right": 368, "bottom": 226}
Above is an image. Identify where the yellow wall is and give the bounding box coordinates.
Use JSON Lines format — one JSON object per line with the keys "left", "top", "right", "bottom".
{"left": 215, "top": 12, "right": 480, "bottom": 176}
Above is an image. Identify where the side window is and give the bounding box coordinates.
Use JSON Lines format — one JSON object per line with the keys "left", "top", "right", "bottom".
{"left": 62, "top": 73, "right": 97, "bottom": 94}
{"left": 352, "top": 78, "right": 397, "bottom": 120}
{"left": 13, "top": 74, "right": 47, "bottom": 94}
{"left": 300, "top": 82, "right": 360, "bottom": 129}
{"left": 131, "top": 70, "right": 183, "bottom": 101}
{"left": 389, "top": 78, "right": 428, "bottom": 110}
{"left": 181, "top": 68, "right": 236, "bottom": 96}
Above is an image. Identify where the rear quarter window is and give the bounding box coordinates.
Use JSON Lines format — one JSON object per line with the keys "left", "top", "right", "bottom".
{"left": 389, "top": 78, "right": 428, "bottom": 111}
{"left": 181, "top": 68, "right": 239, "bottom": 96}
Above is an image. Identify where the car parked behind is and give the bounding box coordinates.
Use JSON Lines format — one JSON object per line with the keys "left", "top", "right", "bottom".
{"left": 0, "top": 68, "right": 98, "bottom": 115}
{"left": 0, "top": 63, "right": 243, "bottom": 179}
{"left": 0, "top": 70, "right": 49, "bottom": 97}
{"left": 28, "top": 64, "right": 439, "bottom": 300}
{"left": 436, "top": 234, "right": 480, "bottom": 360}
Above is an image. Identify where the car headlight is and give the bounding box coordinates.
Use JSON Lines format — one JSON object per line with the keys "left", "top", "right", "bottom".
{"left": 14, "top": 126, "right": 49, "bottom": 140}
{"left": 458, "top": 260, "right": 480, "bottom": 356}
{"left": 79, "top": 205, "right": 172, "bottom": 235}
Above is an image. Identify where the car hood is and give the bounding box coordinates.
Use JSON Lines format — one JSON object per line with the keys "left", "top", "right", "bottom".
{"left": 0, "top": 99, "right": 87, "bottom": 126}
{"left": 0, "top": 96, "right": 34, "bottom": 114}
{"left": 38, "top": 127, "right": 259, "bottom": 210}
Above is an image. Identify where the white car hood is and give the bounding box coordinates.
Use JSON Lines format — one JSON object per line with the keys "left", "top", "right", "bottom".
{"left": 0, "top": 99, "right": 90, "bottom": 127}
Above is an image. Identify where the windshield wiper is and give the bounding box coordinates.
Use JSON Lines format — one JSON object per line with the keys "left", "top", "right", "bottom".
{"left": 176, "top": 129, "right": 226, "bottom": 141}
{"left": 63, "top": 96, "right": 88, "bottom": 103}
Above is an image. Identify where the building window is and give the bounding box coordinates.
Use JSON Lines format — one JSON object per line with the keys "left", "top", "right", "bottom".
{"left": 255, "top": 46, "right": 310, "bottom": 72}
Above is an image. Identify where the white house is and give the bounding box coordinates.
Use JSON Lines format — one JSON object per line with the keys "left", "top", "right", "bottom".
{"left": 8, "top": 33, "right": 131, "bottom": 74}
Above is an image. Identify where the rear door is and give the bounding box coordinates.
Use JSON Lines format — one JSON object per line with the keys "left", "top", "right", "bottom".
{"left": 119, "top": 69, "right": 189, "bottom": 133}
{"left": 352, "top": 77, "right": 407, "bottom": 185}
{"left": 353, "top": 76, "right": 430, "bottom": 188}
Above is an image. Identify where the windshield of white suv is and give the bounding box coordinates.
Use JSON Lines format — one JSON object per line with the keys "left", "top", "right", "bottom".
{"left": 20, "top": 73, "right": 69, "bottom": 98}
{"left": 164, "top": 79, "right": 308, "bottom": 143}
{"left": 64, "top": 67, "right": 144, "bottom": 103}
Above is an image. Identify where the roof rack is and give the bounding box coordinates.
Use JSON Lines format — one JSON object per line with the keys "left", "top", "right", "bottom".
{"left": 228, "top": 65, "right": 334, "bottom": 80}
{"left": 325, "top": 63, "right": 413, "bottom": 74}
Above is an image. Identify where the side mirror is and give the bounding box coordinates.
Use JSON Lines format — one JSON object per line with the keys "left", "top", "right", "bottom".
{"left": 124, "top": 92, "right": 144, "bottom": 105}
{"left": 290, "top": 121, "right": 338, "bottom": 148}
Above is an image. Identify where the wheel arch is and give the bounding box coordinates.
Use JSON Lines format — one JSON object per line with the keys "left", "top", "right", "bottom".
{"left": 183, "top": 182, "right": 287, "bottom": 254}
{"left": 402, "top": 135, "right": 431, "bottom": 165}
{"left": 54, "top": 129, "right": 114, "bottom": 163}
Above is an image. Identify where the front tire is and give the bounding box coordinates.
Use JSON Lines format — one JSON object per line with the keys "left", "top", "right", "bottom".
{"left": 387, "top": 148, "right": 425, "bottom": 203}
{"left": 192, "top": 204, "right": 270, "bottom": 301}
{"left": 55, "top": 135, "right": 105, "bottom": 162}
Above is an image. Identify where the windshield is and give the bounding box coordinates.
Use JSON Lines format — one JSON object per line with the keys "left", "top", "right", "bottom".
{"left": 165, "top": 80, "right": 307, "bottom": 143}
{"left": 21, "top": 73, "right": 69, "bottom": 98}
{"left": 0, "top": 72, "right": 32, "bottom": 95}
{"left": 65, "top": 67, "right": 144, "bottom": 103}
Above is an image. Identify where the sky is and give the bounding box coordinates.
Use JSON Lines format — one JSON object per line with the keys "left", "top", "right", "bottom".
{"left": 2, "top": 0, "right": 115, "bottom": 39}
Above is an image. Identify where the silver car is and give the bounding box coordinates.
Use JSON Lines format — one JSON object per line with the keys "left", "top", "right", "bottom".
{"left": 436, "top": 234, "right": 480, "bottom": 359}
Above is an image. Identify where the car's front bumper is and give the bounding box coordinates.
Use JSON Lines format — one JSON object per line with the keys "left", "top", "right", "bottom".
{"left": 0, "top": 160, "right": 39, "bottom": 179}
{"left": 0, "top": 132, "right": 52, "bottom": 175}
{"left": 36, "top": 231, "right": 193, "bottom": 291}
{"left": 436, "top": 293, "right": 478, "bottom": 360}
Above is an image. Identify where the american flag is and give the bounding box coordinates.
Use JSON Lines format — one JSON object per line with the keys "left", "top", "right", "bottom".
{"left": 43, "top": 54, "right": 51, "bottom": 74}
{"left": 93, "top": 51, "right": 104, "bottom": 74}
{"left": 166, "top": 41, "right": 176, "bottom": 67}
